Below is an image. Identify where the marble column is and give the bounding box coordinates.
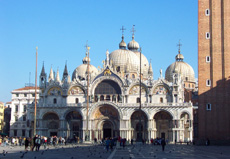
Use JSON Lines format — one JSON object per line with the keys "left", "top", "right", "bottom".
{"left": 173, "top": 130, "right": 175, "bottom": 143}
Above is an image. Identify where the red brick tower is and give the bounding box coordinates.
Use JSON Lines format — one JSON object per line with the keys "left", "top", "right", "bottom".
{"left": 198, "top": 0, "right": 230, "bottom": 144}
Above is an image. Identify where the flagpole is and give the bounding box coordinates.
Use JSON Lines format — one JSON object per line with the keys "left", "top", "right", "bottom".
{"left": 34, "top": 47, "right": 38, "bottom": 136}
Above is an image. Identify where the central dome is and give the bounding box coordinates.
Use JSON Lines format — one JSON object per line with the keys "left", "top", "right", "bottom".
{"left": 109, "top": 49, "right": 140, "bottom": 73}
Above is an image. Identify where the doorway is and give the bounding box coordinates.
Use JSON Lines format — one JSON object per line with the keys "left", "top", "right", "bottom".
{"left": 103, "top": 122, "right": 112, "bottom": 139}
{"left": 103, "top": 128, "right": 111, "bottom": 138}
{"left": 50, "top": 132, "right": 57, "bottom": 137}
{"left": 161, "top": 132, "right": 165, "bottom": 139}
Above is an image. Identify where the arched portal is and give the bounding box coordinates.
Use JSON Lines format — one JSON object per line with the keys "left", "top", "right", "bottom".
{"left": 154, "top": 111, "right": 173, "bottom": 141}
{"left": 65, "top": 111, "right": 83, "bottom": 140}
{"left": 94, "top": 80, "right": 121, "bottom": 102}
{"left": 130, "top": 110, "right": 148, "bottom": 141}
{"left": 91, "top": 105, "right": 119, "bottom": 140}
{"left": 42, "top": 113, "right": 59, "bottom": 137}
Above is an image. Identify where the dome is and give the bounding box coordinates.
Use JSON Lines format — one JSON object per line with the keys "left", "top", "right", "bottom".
{"left": 128, "top": 36, "right": 139, "bottom": 51}
{"left": 133, "top": 52, "right": 149, "bottom": 77}
{"left": 72, "top": 64, "right": 98, "bottom": 81}
{"left": 109, "top": 49, "right": 140, "bottom": 73}
{"left": 165, "top": 61, "right": 195, "bottom": 82}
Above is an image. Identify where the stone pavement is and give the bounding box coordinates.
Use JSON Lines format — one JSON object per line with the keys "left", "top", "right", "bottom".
{"left": 110, "top": 144, "right": 230, "bottom": 159}
{"left": 0, "top": 143, "right": 230, "bottom": 159}
{"left": 0, "top": 143, "right": 112, "bottom": 159}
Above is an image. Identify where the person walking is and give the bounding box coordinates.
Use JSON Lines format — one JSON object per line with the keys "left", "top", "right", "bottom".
{"left": 105, "top": 138, "right": 110, "bottom": 152}
{"left": 161, "top": 138, "right": 166, "bottom": 151}
{"left": 24, "top": 138, "right": 29, "bottom": 151}
{"left": 32, "top": 135, "right": 37, "bottom": 151}
{"left": 35, "top": 135, "right": 41, "bottom": 151}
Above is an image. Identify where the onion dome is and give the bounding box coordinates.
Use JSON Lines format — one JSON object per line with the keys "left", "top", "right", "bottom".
{"left": 175, "top": 53, "right": 184, "bottom": 61}
{"left": 119, "top": 35, "right": 127, "bottom": 49}
{"left": 128, "top": 35, "right": 140, "bottom": 51}
{"left": 109, "top": 49, "right": 140, "bottom": 73}
{"left": 82, "top": 56, "right": 90, "bottom": 64}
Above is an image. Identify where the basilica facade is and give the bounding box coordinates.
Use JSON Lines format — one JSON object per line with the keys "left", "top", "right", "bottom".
{"left": 27, "top": 32, "right": 195, "bottom": 143}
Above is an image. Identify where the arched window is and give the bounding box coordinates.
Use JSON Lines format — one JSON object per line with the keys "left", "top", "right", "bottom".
{"left": 136, "top": 98, "right": 140, "bottom": 103}
{"left": 53, "top": 98, "right": 57, "bottom": 104}
{"left": 95, "top": 80, "right": 121, "bottom": 95}
{"left": 116, "top": 66, "right": 120, "bottom": 72}
{"left": 132, "top": 74, "right": 135, "bottom": 79}
{"left": 75, "top": 98, "right": 79, "bottom": 104}
{"left": 106, "top": 95, "right": 110, "bottom": 101}
{"left": 100, "top": 95, "right": 104, "bottom": 101}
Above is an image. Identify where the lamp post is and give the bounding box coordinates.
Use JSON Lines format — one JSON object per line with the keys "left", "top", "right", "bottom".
{"left": 85, "top": 46, "right": 90, "bottom": 141}
{"left": 34, "top": 47, "right": 38, "bottom": 136}
{"left": 137, "top": 47, "right": 142, "bottom": 142}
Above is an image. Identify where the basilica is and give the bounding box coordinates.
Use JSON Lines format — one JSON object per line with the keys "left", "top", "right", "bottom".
{"left": 27, "top": 30, "right": 195, "bottom": 143}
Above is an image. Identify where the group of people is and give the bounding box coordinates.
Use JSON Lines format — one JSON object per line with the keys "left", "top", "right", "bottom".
{"left": 0, "top": 136, "right": 25, "bottom": 146}
{"left": 0, "top": 135, "right": 69, "bottom": 151}
{"left": 26, "top": 135, "right": 67, "bottom": 151}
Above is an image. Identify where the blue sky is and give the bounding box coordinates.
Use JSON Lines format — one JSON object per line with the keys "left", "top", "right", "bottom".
{"left": 0, "top": 0, "right": 198, "bottom": 103}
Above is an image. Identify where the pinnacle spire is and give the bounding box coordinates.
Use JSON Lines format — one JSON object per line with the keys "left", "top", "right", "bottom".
{"left": 48, "top": 66, "right": 54, "bottom": 82}
{"left": 63, "top": 62, "right": 68, "bottom": 76}
{"left": 56, "top": 68, "right": 60, "bottom": 82}
{"left": 148, "top": 59, "right": 153, "bottom": 76}
{"left": 40, "top": 61, "right": 46, "bottom": 76}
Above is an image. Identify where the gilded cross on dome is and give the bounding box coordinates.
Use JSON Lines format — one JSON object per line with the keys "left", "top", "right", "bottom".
{"left": 120, "top": 26, "right": 126, "bottom": 35}
{"left": 131, "top": 25, "right": 136, "bottom": 39}
{"left": 177, "top": 40, "right": 182, "bottom": 54}
{"left": 85, "top": 41, "right": 90, "bottom": 56}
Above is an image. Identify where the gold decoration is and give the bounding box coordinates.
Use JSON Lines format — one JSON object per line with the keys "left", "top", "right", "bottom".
{"left": 48, "top": 87, "right": 63, "bottom": 96}
{"left": 153, "top": 86, "right": 169, "bottom": 95}
{"left": 104, "top": 69, "right": 111, "bottom": 76}
{"left": 129, "top": 85, "right": 146, "bottom": 95}
{"left": 68, "top": 86, "right": 84, "bottom": 95}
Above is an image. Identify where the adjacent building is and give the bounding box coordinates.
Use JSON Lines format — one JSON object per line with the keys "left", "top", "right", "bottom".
{"left": 9, "top": 86, "right": 39, "bottom": 137}
{"left": 198, "top": 0, "right": 230, "bottom": 144}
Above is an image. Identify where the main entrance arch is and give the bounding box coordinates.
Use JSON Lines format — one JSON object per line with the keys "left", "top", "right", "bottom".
{"left": 91, "top": 105, "right": 119, "bottom": 140}
{"left": 154, "top": 111, "right": 173, "bottom": 141}
{"left": 130, "top": 110, "right": 148, "bottom": 141}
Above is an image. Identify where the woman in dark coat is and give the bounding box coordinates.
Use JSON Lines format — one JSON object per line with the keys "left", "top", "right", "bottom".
{"left": 161, "top": 138, "right": 166, "bottom": 151}
{"left": 25, "top": 138, "right": 29, "bottom": 151}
